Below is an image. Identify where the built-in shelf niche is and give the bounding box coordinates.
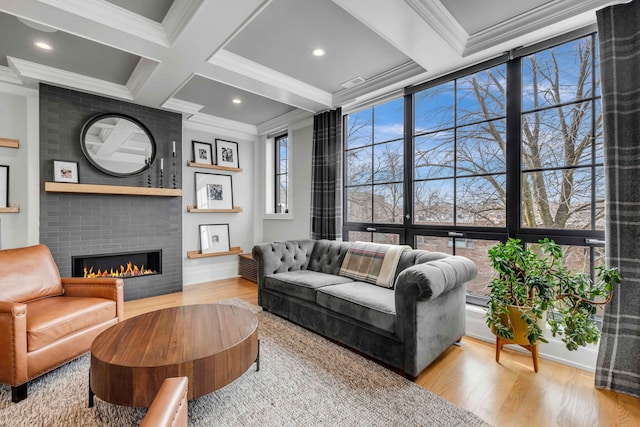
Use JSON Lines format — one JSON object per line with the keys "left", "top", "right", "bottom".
{"left": 186, "top": 246, "right": 242, "bottom": 259}
{"left": 45, "top": 182, "right": 182, "bottom": 197}
{"left": 186, "top": 161, "right": 242, "bottom": 172}
{"left": 186, "top": 206, "right": 242, "bottom": 213}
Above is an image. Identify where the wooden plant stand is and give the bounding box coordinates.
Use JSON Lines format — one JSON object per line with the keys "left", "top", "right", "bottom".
{"left": 495, "top": 336, "right": 539, "bottom": 373}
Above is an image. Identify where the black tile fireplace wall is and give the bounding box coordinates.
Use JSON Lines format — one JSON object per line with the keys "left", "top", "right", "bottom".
{"left": 39, "top": 84, "right": 183, "bottom": 300}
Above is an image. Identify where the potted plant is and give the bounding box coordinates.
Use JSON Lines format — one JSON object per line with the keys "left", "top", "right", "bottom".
{"left": 485, "top": 238, "right": 620, "bottom": 370}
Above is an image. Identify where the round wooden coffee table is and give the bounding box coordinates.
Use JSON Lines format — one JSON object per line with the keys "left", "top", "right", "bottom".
{"left": 89, "top": 303, "right": 259, "bottom": 407}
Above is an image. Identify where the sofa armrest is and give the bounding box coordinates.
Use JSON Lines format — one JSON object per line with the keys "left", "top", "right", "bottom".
{"left": 395, "top": 256, "right": 477, "bottom": 302}
{"left": 0, "top": 300, "right": 28, "bottom": 386}
{"left": 252, "top": 240, "right": 316, "bottom": 280}
{"left": 61, "top": 277, "right": 124, "bottom": 321}
{"left": 140, "top": 377, "right": 188, "bottom": 427}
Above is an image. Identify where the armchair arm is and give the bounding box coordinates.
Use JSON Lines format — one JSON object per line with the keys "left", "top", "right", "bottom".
{"left": 0, "top": 300, "right": 28, "bottom": 386}
{"left": 61, "top": 277, "right": 124, "bottom": 321}
{"left": 140, "top": 377, "right": 188, "bottom": 427}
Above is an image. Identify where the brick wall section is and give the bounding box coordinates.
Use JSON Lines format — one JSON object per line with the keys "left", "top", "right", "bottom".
{"left": 39, "top": 84, "right": 183, "bottom": 300}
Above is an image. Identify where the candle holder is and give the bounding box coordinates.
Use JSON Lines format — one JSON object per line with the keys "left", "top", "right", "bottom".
{"left": 159, "top": 167, "right": 164, "bottom": 188}
{"left": 172, "top": 152, "right": 177, "bottom": 189}
{"left": 146, "top": 159, "right": 151, "bottom": 188}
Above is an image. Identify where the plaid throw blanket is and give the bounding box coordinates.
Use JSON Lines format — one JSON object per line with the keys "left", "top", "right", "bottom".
{"left": 339, "top": 242, "right": 411, "bottom": 288}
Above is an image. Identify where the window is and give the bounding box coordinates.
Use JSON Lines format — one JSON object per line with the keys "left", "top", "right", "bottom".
{"left": 274, "top": 133, "right": 289, "bottom": 214}
{"left": 343, "top": 33, "right": 604, "bottom": 306}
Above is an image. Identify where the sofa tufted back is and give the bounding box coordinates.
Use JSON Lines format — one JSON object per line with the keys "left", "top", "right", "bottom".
{"left": 307, "top": 240, "right": 352, "bottom": 275}
{"left": 252, "top": 239, "right": 316, "bottom": 275}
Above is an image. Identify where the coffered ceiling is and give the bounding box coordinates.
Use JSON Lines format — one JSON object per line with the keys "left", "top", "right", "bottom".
{"left": 0, "top": 0, "right": 623, "bottom": 135}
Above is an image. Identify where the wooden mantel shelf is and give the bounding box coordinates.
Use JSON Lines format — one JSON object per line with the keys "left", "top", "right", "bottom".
{"left": 187, "top": 206, "right": 242, "bottom": 213}
{"left": 187, "top": 161, "right": 242, "bottom": 172}
{"left": 187, "top": 246, "right": 242, "bottom": 259}
{"left": 45, "top": 182, "right": 183, "bottom": 197}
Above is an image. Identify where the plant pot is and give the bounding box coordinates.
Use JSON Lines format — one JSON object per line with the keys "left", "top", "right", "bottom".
{"left": 491, "top": 304, "right": 544, "bottom": 345}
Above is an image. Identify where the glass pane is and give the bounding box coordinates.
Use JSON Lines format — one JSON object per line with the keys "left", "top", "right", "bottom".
{"left": 522, "top": 37, "right": 594, "bottom": 112}
{"left": 454, "top": 239, "right": 501, "bottom": 297}
{"left": 347, "top": 231, "right": 372, "bottom": 242}
{"left": 374, "top": 98, "right": 403, "bottom": 143}
{"left": 277, "top": 174, "right": 288, "bottom": 212}
{"left": 346, "top": 146, "right": 372, "bottom": 186}
{"left": 415, "top": 235, "right": 451, "bottom": 253}
{"left": 373, "top": 233, "right": 400, "bottom": 244}
{"left": 374, "top": 140, "right": 403, "bottom": 183}
{"left": 414, "top": 131, "right": 455, "bottom": 180}
{"left": 346, "top": 108, "right": 372, "bottom": 149}
{"left": 522, "top": 104, "right": 593, "bottom": 170}
{"left": 595, "top": 99, "right": 603, "bottom": 164}
{"left": 346, "top": 186, "right": 372, "bottom": 223}
{"left": 456, "top": 119, "right": 506, "bottom": 176}
{"left": 457, "top": 175, "right": 506, "bottom": 226}
{"left": 456, "top": 64, "right": 506, "bottom": 125}
{"left": 595, "top": 166, "right": 605, "bottom": 230}
{"left": 373, "top": 184, "right": 403, "bottom": 224}
{"left": 521, "top": 167, "right": 593, "bottom": 229}
{"left": 413, "top": 179, "right": 454, "bottom": 225}
{"left": 414, "top": 81, "right": 455, "bottom": 134}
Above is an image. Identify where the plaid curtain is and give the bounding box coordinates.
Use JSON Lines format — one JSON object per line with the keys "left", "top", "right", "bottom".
{"left": 311, "top": 108, "right": 342, "bottom": 240}
{"left": 595, "top": 0, "right": 640, "bottom": 398}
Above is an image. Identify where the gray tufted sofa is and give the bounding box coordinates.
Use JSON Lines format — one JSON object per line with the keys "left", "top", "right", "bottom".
{"left": 252, "top": 239, "right": 477, "bottom": 378}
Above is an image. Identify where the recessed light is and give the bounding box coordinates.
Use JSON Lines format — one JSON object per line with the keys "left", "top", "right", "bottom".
{"left": 312, "top": 48, "right": 325, "bottom": 57}
{"left": 232, "top": 98, "right": 242, "bottom": 104}
{"left": 35, "top": 41, "right": 52, "bottom": 50}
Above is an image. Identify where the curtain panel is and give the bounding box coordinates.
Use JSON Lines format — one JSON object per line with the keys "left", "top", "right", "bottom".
{"left": 595, "top": 0, "right": 640, "bottom": 398}
{"left": 310, "top": 108, "right": 342, "bottom": 240}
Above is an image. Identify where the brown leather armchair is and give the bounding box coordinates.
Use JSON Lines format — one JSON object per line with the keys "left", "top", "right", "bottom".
{"left": 140, "top": 377, "right": 188, "bottom": 427}
{"left": 0, "top": 244, "right": 123, "bottom": 403}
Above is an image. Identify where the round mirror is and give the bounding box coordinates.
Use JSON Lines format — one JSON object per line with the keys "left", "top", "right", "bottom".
{"left": 80, "top": 113, "right": 156, "bottom": 177}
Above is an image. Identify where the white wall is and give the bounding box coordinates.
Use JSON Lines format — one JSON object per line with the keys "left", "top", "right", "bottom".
{"left": 182, "top": 125, "right": 256, "bottom": 286}
{"left": 255, "top": 119, "right": 314, "bottom": 244}
{"left": 0, "top": 84, "right": 39, "bottom": 249}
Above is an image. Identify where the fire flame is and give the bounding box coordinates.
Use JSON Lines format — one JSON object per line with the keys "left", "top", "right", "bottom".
{"left": 83, "top": 261, "right": 156, "bottom": 278}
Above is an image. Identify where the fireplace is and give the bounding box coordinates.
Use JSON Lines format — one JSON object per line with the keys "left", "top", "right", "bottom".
{"left": 72, "top": 250, "right": 162, "bottom": 279}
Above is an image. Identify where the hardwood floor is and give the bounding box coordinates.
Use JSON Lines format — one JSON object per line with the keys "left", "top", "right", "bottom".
{"left": 124, "top": 278, "right": 640, "bottom": 427}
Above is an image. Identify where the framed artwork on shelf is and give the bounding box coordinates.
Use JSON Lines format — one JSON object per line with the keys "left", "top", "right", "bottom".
{"left": 192, "top": 140, "right": 213, "bottom": 165}
{"left": 0, "top": 165, "right": 8, "bottom": 208}
{"left": 53, "top": 160, "right": 79, "bottom": 183}
{"left": 215, "top": 139, "right": 239, "bottom": 168}
{"left": 199, "top": 223, "right": 230, "bottom": 254}
{"left": 195, "top": 172, "right": 234, "bottom": 210}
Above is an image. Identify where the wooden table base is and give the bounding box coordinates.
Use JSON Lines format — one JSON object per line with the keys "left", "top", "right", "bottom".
{"left": 89, "top": 304, "right": 259, "bottom": 407}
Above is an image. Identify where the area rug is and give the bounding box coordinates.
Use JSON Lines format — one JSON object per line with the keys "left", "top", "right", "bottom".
{"left": 0, "top": 299, "right": 490, "bottom": 426}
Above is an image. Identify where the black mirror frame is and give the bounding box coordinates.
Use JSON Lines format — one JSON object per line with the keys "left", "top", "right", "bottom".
{"left": 80, "top": 112, "right": 156, "bottom": 177}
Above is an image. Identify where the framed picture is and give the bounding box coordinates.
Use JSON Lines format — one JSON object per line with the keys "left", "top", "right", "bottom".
{"left": 199, "top": 223, "right": 230, "bottom": 254}
{"left": 215, "top": 139, "right": 239, "bottom": 168}
{"left": 53, "top": 160, "right": 79, "bottom": 183}
{"left": 0, "top": 165, "right": 8, "bottom": 208}
{"left": 192, "top": 140, "right": 213, "bottom": 165}
{"left": 195, "top": 172, "right": 234, "bottom": 210}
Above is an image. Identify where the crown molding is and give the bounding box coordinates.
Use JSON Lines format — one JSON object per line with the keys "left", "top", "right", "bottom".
{"left": 333, "top": 61, "right": 424, "bottom": 107}
{"left": 127, "top": 58, "right": 160, "bottom": 98}
{"left": 163, "top": 0, "right": 205, "bottom": 45}
{"left": 162, "top": 97, "right": 204, "bottom": 116}
{"left": 185, "top": 112, "right": 258, "bottom": 137}
{"left": 256, "top": 109, "right": 313, "bottom": 135}
{"left": 208, "top": 49, "right": 333, "bottom": 108}
{"left": 7, "top": 57, "right": 132, "bottom": 100}
{"left": 38, "top": 0, "right": 170, "bottom": 47}
{"left": 405, "top": 0, "right": 468, "bottom": 55}
{"left": 0, "top": 66, "right": 23, "bottom": 85}
{"left": 464, "top": 0, "right": 614, "bottom": 56}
